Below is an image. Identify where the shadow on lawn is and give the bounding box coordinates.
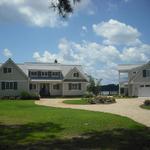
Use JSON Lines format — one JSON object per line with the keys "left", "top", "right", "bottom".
{"left": 0, "top": 123, "right": 150, "bottom": 150}
{"left": 0, "top": 122, "right": 64, "bottom": 150}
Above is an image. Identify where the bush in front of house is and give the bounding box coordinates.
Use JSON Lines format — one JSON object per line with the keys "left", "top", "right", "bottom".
{"left": 20, "top": 91, "right": 40, "bottom": 100}
{"left": 83, "top": 92, "right": 94, "bottom": 98}
{"left": 144, "top": 100, "right": 150, "bottom": 106}
{"left": 88, "top": 95, "right": 116, "bottom": 104}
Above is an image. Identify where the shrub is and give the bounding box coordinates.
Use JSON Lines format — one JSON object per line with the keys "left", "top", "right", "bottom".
{"left": 88, "top": 95, "right": 116, "bottom": 104}
{"left": 83, "top": 92, "right": 94, "bottom": 98}
{"left": 0, "top": 96, "right": 20, "bottom": 100}
{"left": 20, "top": 91, "right": 40, "bottom": 100}
{"left": 144, "top": 100, "right": 150, "bottom": 106}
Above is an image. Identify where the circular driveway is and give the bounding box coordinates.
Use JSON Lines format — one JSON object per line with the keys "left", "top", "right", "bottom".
{"left": 35, "top": 98, "right": 150, "bottom": 127}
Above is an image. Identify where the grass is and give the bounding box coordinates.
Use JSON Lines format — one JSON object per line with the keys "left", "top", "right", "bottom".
{"left": 0, "top": 100, "right": 149, "bottom": 149}
{"left": 63, "top": 99, "right": 89, "bottom": 104}
{"left": 140, "top": 104, "right": 150, "bottom": 110}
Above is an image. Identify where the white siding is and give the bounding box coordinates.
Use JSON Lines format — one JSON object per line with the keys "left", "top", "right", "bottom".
{"left": 62, "top": 82, "right": 87, "bottom": 96}
{"left": 50, "top": 83, "right": 62, "bottom": 96}
{"left": 0, "top": 59, "right": 29, "bottom": 97}
{"left": 0, "top": 81, "right": 29, "bottom": 97}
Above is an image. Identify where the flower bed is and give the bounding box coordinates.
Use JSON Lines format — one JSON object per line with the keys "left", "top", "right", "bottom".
{"left": 88, "top": 96, "right": 116, "bottom": 104}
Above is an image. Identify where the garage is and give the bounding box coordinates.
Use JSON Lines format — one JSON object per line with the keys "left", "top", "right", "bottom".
{"left": 138, "top": 85, "right": 150, "bottom": 97}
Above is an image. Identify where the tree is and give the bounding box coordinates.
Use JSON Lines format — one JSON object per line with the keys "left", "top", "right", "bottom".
{"left": 49, "top": 0, "right": 81, "bottom": 18}
{"left": 87, "top": 76, "right": 101, "bottom": 96}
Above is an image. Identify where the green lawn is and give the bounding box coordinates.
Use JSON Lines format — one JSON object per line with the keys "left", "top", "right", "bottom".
{"left": 140, "top": 104, "right": 150, "bottom": 110}
{"left": 63, "top": 99, "right": 89, "bottom": 104}
{"left": 0, "top": 100, "right": 150, "bottom": 149}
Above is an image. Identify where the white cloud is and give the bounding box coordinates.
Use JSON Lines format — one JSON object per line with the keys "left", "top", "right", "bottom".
{"left": 73, "top": 0, "right": 92, "bottom": 12}
{"left": 31, "top": 18, "right": 150, "bottom": 84}
{"left": 81, "top": 25, "right": 88, "bottom": 36}
{"left": 88, "top": 10, "right": 95, "bottom": 15}
{"left": 3, "top": 48, "right": 12, "bottom": 57}
{"left": 33, "top": 37, "right": 150, "bottom": 84}
{"left": 93, "top": 19, "right": 141, "bottom": 45}
{"left": 33, "top": 38, "right": 121, "bottom": 83}
{"left": 33, "top": 51, "right": 57, "bottom": 62}
{"left": 0, "top": 0, "right": 67, "bottom": 27}
{"left": 82, "top": 26, "right": 87, "bottom": 32}
{"left": 120, "top": 44, "right": 150, "bottom": 63}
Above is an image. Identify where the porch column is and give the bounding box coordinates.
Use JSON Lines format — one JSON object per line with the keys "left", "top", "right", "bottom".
{"left": 49, "top": 83, "right": 52, "bottom": 95}
{"left": 119, "top": 71, "right": 121, "bottom": 95}
{"left": 37, "top": 83, "right": 40, "bottom": 95}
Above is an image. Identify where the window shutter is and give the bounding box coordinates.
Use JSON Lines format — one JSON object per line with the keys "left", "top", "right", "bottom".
{"left": 8, "top": 68, "right": 11, "bottom": 73}
{"left": 79, "top": 83, "right": 81, "bottom": 90}
{"left": 3, "top": 68, "right": 7, "bottom": 73}
{"left": 57, "top": 84, "right": 60, "bottom": 90}
{"left": 1, "top": 82, "right": 5, "bottom": 90}
{"left": 14, "top": 82, "right": 18, "bottom": 90}
{"left": 6, "top": 82, "right": 9, "bottom": 89}
{"left": 29, "top": 84, "right": 32, "bottom": 90}
{"left": 29, "top": 71, "right": 31, "bottom": 76}
{"left": 69, "top": 83, "right": 72, "bottom": 90}
{"left": 10, "top": 82, "right": 13, "bottom": 89}
{"left": 143, "top": 70, "right": 146, "bottom": 77}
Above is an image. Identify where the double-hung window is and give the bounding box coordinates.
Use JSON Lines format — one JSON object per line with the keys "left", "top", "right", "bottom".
{"left": 73, "top": 72, "right": 79, "bottom": 77}
{"left": 143, "top": 69, "right": 150, "bottom": 77}
{"left": 1, "top": 82, "right": 17, "bottom": 90}
{"left": 3, "top": 67, "right": 12, "bottom": 73}
{"left": 53, "top": 84, "right": 60, "bottom": 90}
{"left": 68, "top": 83, "right": 81, "bottom": 90}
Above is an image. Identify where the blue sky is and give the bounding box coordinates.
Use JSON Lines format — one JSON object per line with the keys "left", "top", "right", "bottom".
{"left": 0, "top": 0, "right": 150, "bottom": 84}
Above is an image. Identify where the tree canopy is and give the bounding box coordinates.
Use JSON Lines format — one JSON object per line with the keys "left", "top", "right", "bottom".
{"left": 87, "top": 76, "right": 101, "bottom": 96}
{"left": 49, "top": 0, "right": 81, "bottom": 18}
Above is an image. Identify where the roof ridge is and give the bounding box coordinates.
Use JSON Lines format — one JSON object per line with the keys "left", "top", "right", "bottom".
{"left": 23, "top": 62, "right": 81, "bottom": 66}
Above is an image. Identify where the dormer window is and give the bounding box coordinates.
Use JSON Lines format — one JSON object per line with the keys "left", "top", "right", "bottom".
{"left": 143, "top": 69, "right": 150, "bottom": 77}
{"left": 73, "top": 72, "right": 79, "bottom": 77}
{"left": 52, "top": 72, "right": 60, "bottom": 77}
{"left": 3, "top": 67, "right": 12, "bottom": 73}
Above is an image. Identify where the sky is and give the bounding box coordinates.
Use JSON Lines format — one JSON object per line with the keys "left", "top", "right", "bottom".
{"left": 0, "top": 0, "right": 150, "bottom": 84}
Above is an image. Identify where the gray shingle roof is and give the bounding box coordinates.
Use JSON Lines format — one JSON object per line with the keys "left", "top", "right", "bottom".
{"left": 16, "top": 62, "right": 84, "bottom": 77}
{"left": 118, "top": 64, "right": 143, "bottom": 71}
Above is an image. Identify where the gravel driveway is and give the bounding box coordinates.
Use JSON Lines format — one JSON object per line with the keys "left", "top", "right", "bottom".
{"left": 35, "top": 98, "right": 150, "bottom": 127}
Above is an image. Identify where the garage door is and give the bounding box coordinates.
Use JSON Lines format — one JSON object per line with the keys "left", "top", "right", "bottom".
{"left": 138, "top": 86, "right": 150, "bottom": 97}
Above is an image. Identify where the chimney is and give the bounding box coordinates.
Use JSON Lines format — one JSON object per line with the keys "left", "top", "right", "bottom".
{"left": 54, "top": 59, "right": 58, "bottom": 64}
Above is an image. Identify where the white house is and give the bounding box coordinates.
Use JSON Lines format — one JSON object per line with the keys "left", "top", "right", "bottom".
{"left": 118, "top": 61, "right": 150, "bottom": 97}
{"left": 0, "top": 58, "right": 88, "bottom": 97}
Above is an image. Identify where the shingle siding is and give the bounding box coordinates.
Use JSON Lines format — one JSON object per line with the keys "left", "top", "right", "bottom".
{"left": 0, "top": 59, "right": 88, "bottom": 97}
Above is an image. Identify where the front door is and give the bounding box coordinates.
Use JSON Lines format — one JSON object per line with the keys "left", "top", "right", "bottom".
{"left": 39, "top": 83, "right": 50, "bottom": 97}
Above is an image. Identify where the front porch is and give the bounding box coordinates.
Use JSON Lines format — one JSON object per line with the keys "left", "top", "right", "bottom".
{"left": 29, "top": 80, "right": 63, "bottom": 97}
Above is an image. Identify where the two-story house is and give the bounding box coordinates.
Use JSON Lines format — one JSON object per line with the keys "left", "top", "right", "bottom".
{"left": 118, "top": 61, "right": 150, "bottom": 97}
{"left": 0, "top": 58, "right": 88, "bottom": 97}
